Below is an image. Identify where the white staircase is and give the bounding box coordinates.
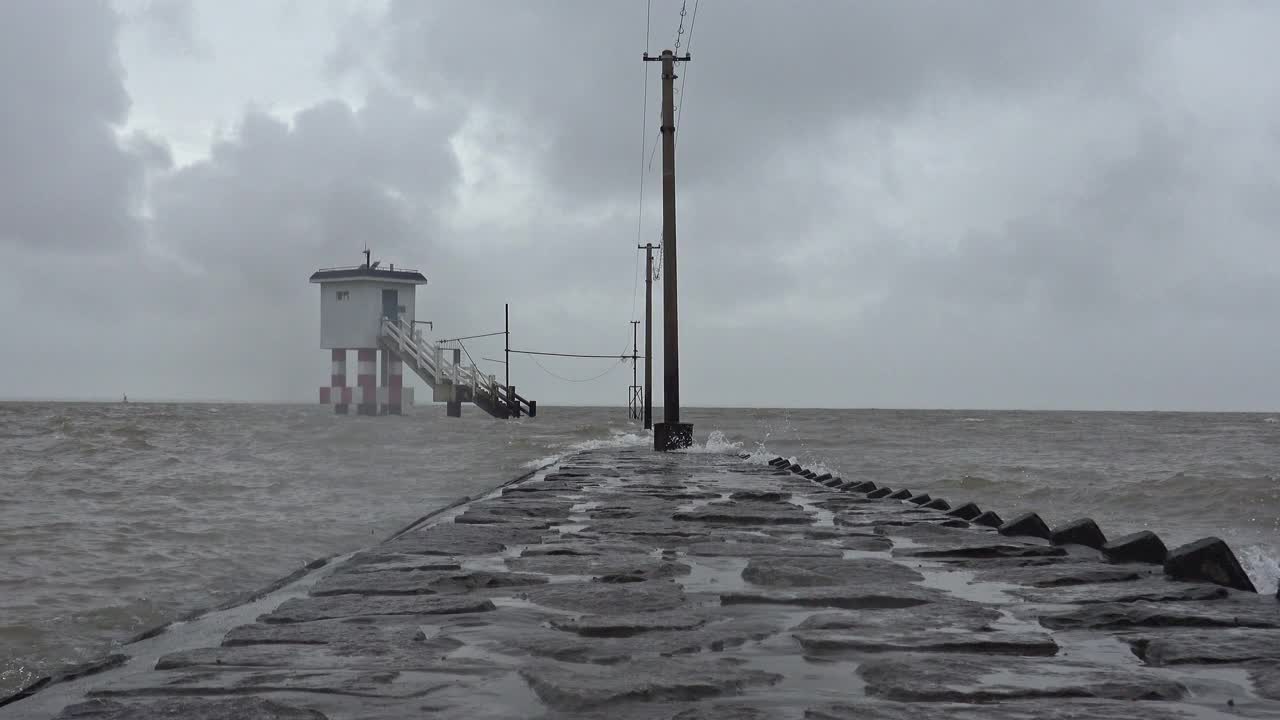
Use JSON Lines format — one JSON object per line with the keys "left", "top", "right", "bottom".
{"left": 378, "top": 318, "right": 533, "bottom": 418}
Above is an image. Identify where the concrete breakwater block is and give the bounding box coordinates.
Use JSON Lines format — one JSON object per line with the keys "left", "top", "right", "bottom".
{"left": 769, "top": 457, "right": 788, "bottom": 467}
{"left": 923, "top": 498, "right": 951, "bottom": 511}
{"left": 998, "top": 512, "right": 1052, "bottom": 541}
{"left": 849, "top": 481, "right": 877, "bottom": 492}
{"left": 1102, "top": 531, "right": 1167, "bottom": 565}
{"left": 907, "top": 493, "right": 931, "bottom": 505}
{"left": 1163, "top": 537, "right": 1257, "bottom": 593}
{"left": 971, "top": 510, "right": 1004, "bottom": 528}
{"left": 888, "top": 489, "right": 914, "bottom": 500}
{"left": 1050, "top": 518, "right": 1107, "bottom": 550}
{"left": 867, "top": 487, "right": 893, "bottom": 499}
{"left": 946, "top": 502, "right": 982, "bottom": 520}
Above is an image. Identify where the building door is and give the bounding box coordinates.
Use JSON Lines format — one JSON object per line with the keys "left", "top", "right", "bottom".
{"left": 382, "top": 289, "right": 399, "bottom": 322}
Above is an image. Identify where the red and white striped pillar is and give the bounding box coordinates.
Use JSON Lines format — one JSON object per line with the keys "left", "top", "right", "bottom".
{"left": 386, "top": 355, "right": 403, "bottom": 415}
{"left": 322, "top": 349, "right": 349, "bottom": 415}
{"left": 357, "top": 349, "right": 377, "bottom": 416}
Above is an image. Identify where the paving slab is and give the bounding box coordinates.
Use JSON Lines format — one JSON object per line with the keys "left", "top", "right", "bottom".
{"left": 858, "top": 654, "right": 1188, "bottom": 702}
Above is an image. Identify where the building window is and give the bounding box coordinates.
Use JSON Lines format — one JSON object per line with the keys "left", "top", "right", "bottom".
{"left": 336, "top": 291, "right": 349, "bottom": 301}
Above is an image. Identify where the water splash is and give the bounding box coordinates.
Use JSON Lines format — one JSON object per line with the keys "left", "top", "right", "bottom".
{"left": 1237, "top": 544, "right": 1280, "bottom": 595}
{"left": 681, "top": 429, "right": 743, "bottom": 455}
{"left": 521, "top": 428, "right": 651, "bottom": 468}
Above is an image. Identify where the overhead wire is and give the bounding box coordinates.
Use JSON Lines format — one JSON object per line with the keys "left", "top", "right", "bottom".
{"left": 630, "top": 0, "right": 653, "bottom": 329}
{"left": 532, "top": 356, "right": 625, "bottom": 384}
{"left": 658, "top": 0, "right": 702, "bottom": 279}
{"left": 510, "top": 349, "right": 629, "bottom": 359}
{"left": 437, "top": 330, "right": 505, "bottom": 343}
{"left": 456, "top": 340, "right": 481, "bottom": 371}
{"left": 674, "top": 0, "right": 699, "bottom": 138}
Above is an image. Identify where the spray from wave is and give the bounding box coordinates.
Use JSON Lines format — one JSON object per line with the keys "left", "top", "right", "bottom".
{"left": 524, "top": 428, "right": 771, "bottom": 469}
{"left": 1237, "top": 545, "right": 1280, "bottom": 595}
{"left": 522, "top": 428, "right": 652, "bottom": 469}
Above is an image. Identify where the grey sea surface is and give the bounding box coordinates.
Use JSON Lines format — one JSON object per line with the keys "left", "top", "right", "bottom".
{"left": 0, "top": 402, "right": 1277, "bottom": 697}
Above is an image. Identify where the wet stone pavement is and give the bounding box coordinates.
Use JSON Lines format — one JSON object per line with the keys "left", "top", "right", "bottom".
{"left": 12, "top": 449, "right": 1280, "bottom": 719}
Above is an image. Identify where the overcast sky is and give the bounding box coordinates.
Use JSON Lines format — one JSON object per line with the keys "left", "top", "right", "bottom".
{"left": 2, "top": 0, "right": 1279, "bottom": 410}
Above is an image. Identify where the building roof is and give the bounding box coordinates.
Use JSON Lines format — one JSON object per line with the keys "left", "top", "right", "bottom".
{"left": 309, "top": 265, "right": 428, "bottom": 284}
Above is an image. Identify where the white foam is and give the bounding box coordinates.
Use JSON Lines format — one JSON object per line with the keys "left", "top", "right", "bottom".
{"left": 1263, "top": 417, "right": 1279, "bottom": 424}
{"left": 1237, "top": 544, "right": 1280, "bottom": 595}
{"left": 520, "top": 428, "right": 651, "bottom": 469}
{"left": 680, "top": 429, "right": 743, "bottom": 455}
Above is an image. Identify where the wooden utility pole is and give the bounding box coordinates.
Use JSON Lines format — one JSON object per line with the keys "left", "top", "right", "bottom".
{"left": 644, "top": 49, "right": 692, "bottom": 450}
{"left": 638, "top": 243, "right": 658, "bottom": 430}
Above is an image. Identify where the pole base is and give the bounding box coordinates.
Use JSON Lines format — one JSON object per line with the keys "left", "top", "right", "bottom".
{"left": 654, "top": 422, "right": 693, "bottom": 451}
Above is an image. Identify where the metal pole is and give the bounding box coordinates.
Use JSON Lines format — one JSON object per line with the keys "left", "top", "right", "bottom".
{"left": 505, "top": 303, "right": 510, "bottom": 397}
{"left": 644, "top": 245, "right": 654, "bottom": 430}
{"left": 631, "top": 320, "right": 640, "bottom": 419}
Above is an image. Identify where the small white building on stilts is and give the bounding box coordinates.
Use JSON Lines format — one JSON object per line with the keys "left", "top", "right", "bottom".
{"left": 311, "top": 253, "right": 426, "bottom": 415}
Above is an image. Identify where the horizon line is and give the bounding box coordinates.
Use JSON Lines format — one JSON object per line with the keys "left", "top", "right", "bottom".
{"left": 0, "top": 398, "right": 1276, "bottom": 414}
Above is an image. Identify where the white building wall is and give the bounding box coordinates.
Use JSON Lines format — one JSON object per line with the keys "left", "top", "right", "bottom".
{"left": 319, "top": 281, "right": 417, "bottom": 349}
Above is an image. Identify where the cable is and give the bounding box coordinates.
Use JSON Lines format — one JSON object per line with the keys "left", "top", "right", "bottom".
{"left": 510, "top": 349, "right": 629, "bottom": 359}
{"left": 631, "top": 0, "right": 652, "bottom": 328}
{"left": 673, "top": 0, "right": 688, "bottom": 51}
{"left": 532, "top": 356, "right": 624, "bottom": 383}
{"left": 437, "top": 331, "right": 505, "bottom": 343}
{"left": 674, "top": 0, "right": 699, "bottom": 139}
{"left": 457, "top": 340, "right": 481, "bottom": 370}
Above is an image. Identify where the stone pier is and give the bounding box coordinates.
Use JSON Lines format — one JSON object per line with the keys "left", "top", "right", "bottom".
{"left": 5, "top": 450, "right": 1280, "bottom": 719}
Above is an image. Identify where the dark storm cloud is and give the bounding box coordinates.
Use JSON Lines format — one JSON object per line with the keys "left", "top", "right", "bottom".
{"left": 0, "top": 1, "right": 150, "bottom": 252}
{"left": 370, "top": 1, "right": 1156, "bottom": 205}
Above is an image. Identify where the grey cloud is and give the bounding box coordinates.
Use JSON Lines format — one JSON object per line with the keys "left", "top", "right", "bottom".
{"left": 123, "top": 0, "right": 205, "bottom": 58}
{"left": 0, "top": 0, "right": 149, "bottom": 252}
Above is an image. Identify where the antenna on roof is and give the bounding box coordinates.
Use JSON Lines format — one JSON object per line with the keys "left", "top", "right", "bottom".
{"left": 370, "top": 261, "right": 381, "bottom": 269}
{"left": 363, "top": 248, "right": 371, "bottom": 268}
